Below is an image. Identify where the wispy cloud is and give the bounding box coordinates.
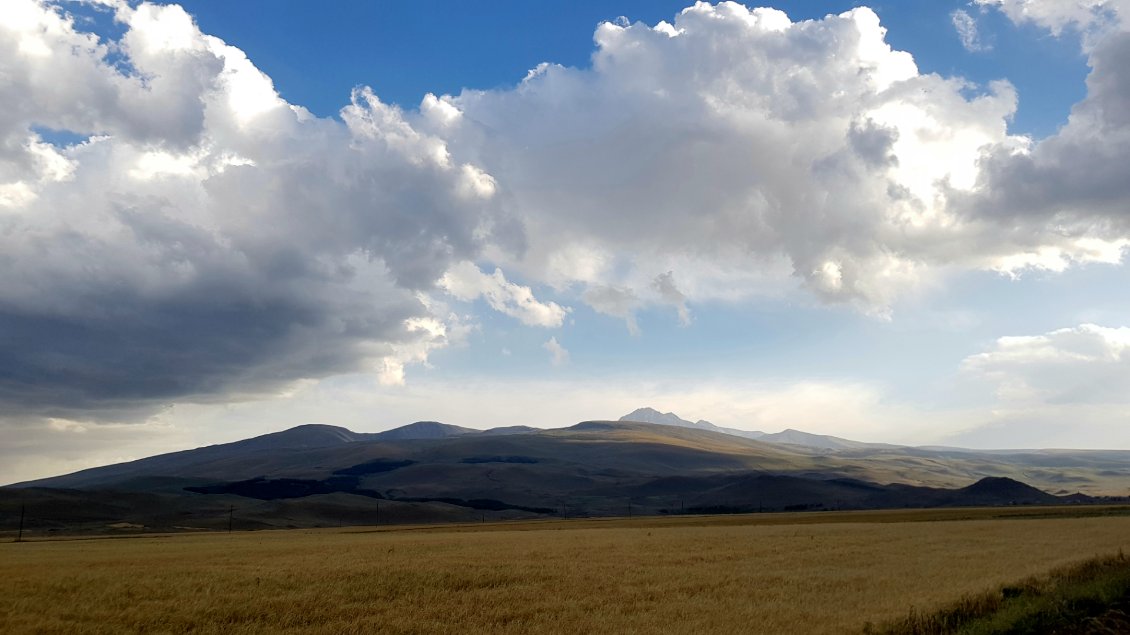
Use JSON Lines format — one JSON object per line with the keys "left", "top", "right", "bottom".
{"left": 975, "top": 0, "right": 1127, "bottom": 43}
{"left": 652, "top": 271, "right": 692, "bottom": 326}
{"left": 542, "top": 337, "right": 570, "bottom": 366}
{"left": 951, "top": 9, "right": 991, "bottom": 52}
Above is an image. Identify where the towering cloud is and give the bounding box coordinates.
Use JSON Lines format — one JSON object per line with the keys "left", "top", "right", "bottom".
{"left": 0, "top": 1, "right": 512, "bottom": 421}
{"left": 419, "top": 3, "right": 1092, "bottom": 314}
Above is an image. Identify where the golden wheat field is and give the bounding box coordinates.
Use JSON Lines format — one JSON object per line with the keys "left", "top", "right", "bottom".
{"left": 3, "top": 509, "right": 1130, "bottom": 634}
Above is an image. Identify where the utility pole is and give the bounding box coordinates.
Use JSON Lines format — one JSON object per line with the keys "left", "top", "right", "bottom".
{"left": 376, "top": 501, "right": 380, "bottom": 526}
{"left": 228, "top": 505, "right": 234, "bottom": 534}
{"left": 16, "top": 504, "right": 25, "bottom": 543}
{"left": 628, "top": 499, "right": 632, "bottom": 519}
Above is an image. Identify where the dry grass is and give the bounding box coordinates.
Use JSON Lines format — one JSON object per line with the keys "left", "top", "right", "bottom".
{"left": 3, "top": 511, "right": 1130, "bottom": 634}
{"left": 870, "top": 550, "right": 1130, "bottom": 634}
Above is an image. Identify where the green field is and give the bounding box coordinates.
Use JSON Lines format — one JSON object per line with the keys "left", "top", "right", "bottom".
{"left": 3, "top": 507, "right": 1130, "bottom": 634}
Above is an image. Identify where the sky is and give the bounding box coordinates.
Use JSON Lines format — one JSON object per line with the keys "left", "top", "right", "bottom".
{"left": 2, "top": 0, "right": 1129, "bottom": 484}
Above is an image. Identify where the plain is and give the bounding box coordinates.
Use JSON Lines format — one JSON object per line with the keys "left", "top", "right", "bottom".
{"left": 3, "top": 508, "right": 1130, "bottom": 634}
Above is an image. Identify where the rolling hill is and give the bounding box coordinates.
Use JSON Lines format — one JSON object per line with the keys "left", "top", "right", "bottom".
{"left": 3, "top": 416, "right": 1126, "bottom": 535}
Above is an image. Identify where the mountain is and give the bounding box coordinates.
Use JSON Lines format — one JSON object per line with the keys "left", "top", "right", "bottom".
{"left": 621, "top": 407, "right": 899, "bottom": 451}
{"left": 620, "top": 407, "right": 704, "bottom": 428}
{"left": 373, "top": 421, "right": 476, "bottom": 440}
{"left": 4, "top": 419, "right": 1118, "bottom": 536}
{"left": 11, "top": 421, "right": 483, "bottom": 490}
{"left": 229, "top": 423, "right": 368, "bottom": 448}
{"left": 620, "top": 407, "right": 766, "bottom": 440}
{"left": 756, "top": 429, "right": 899, "bottom": 451}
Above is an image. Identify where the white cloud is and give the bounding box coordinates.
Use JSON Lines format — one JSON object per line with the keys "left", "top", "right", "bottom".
{"left": 962, "top": 324, "right": 1130, "bottom": 404}
{"left": 7, "top": 0, "right": 1129, "bottom": 347}
{"left": 0, "top": 0, "right": 514, "bottom": 422}
{"left": 947, "top": 322, "right": 1130, "bottom": 448}
{"left": 957, "top": 1, "right": 1130, "bottom": 273}
{"left": 952, "top": 9, "right": 991, "bottom": 52}
{"left": 377, "top": 316, "right": 453, "bottom": 386}
{"left": 440, "top": 261, "right": 569, "bottom": 327}
{"left": 542, "top": 336, "right": 570, "bottom": 366}
{"left": 427, "top": 3, "right": 1042, "bottom": 312}
{"left": 975, "top": 0, "right": 1130, "bottom": 42}
{"left": 6, "top": 0, "right": 1130, "bottom": 454}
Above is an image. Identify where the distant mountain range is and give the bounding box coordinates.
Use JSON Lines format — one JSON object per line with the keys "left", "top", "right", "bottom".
{"left": 620, "top": 407, "right": 897, "bottom": 450}
{"left": 2, "top": 410, "right": 1127, "bottom": 535}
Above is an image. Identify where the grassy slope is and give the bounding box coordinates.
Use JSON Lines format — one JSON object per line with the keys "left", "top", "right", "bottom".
{"left": 3, "top": 511, "right": 1130, "bottom": 634}
{"left": 870, "top": 551, "right": 1130, "bottom": 634}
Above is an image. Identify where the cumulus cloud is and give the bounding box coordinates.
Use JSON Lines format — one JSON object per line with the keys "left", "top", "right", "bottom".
{"left": 542, "top": 336, "right": 570, "bottom": 366}
{"left": 0, "top": 0, "right": 514, "bottom": 421}
{"left": 952, "top": 9, "right": 991, "bottom": 52}
{"left": 423, "top": 3, "right": 1043, "bottom": 312}
{"left": 958, "top": 0, "right": 1130, "bottom": 272}
{"left": 963, "top": 324, "right": 1130, "bottom": 404}
{"left": 8, "top": 0, "right": 1130, "bottom": 435}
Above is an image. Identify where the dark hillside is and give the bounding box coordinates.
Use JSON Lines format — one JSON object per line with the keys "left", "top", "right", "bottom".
{"left": 1, "top": 421, "right": 1107, "bottom": 533}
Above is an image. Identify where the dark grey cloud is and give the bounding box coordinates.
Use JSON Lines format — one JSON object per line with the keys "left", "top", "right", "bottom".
{"left": 0, "top": 2, "right": 511, "bottom": 421}
{"left": 968, "top": 33, "right": 1130, "bottom": 220}
{"left": 652, "top": 272, "right": 691, "bottom": 326}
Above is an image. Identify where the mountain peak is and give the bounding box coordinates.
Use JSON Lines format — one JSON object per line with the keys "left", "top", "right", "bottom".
{"left": 235, "top": 423, "right": 361, "bottom": 450}
{"left": 374, "top": 420, "right": 475, "bottom": 440}
{"left": 620, "top": 407, "right": 695, "bottom": 427}
{"left": 620, "top": 407, "right": 768, "bottom": 441}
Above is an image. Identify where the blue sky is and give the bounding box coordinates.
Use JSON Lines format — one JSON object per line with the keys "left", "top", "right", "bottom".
{"left": 2, "top": 0, "right": 1129, "bottom": 483}
{"left": 171, "top": 1, "right": 1089, "bottom": 136}
{"left": 45, "top": 0, "right": 1093, "bottom": 157}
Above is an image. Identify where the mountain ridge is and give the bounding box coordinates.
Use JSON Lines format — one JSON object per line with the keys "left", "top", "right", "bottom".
{"left": 619, "top": 407, "right": 767, "bottom": 440}
{"left": 619, "top": 407, "right": 897, "bottom": 451}
{"left": 4, "top": 418, "right": 1125, "bottom": 534}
